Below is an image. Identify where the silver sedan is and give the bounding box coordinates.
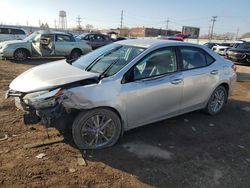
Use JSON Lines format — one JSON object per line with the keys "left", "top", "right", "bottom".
{"left": 6, "top": 39, "right": 237, "bottom": 149}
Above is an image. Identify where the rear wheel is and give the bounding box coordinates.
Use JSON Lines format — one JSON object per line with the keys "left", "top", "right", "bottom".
{"left": 70, "top": 49, "right": 82, "bottom": 60}
{"left": 72, "top": 108, "right": 121, "bottom": 149}
{"left": 205, "top": 86, "right": 227, "bottom": 115}
{"left": 14, "top": 49, "right": 28, "bottom": 61}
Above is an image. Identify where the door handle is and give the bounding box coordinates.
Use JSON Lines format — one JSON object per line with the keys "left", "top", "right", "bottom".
{"left": 171, "top": 79, "right": 183, "bottom": 85}
{"left": 210, "top": 70, "right": 218, "bottom": 75}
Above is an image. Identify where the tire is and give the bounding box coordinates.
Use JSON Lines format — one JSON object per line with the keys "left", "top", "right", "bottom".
{"left": 70, "top": 49, "right": 82, "bottom": 60}
{"left": 14, "top": 49, "right": 28, "bottom": 61}
{"left": 205, "top": 86, "right": 227, "bottom": 115}
{"left": 72, "top": 108, "right": 121, "bottom": 149}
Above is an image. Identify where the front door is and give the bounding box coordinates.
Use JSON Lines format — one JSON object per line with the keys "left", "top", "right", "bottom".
{"left": 122, "top": 47, "right": 183, "bottom": 128}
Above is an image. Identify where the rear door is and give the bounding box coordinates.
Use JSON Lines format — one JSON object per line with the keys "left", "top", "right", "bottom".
{"left": 122, "top": 47, "right": 183, "bottom": 128}
{"left": 178, "top": 46, "right": 218, "bottom": 113}
{"left": 54, "top": 34, "right": 76, "bottom": 56}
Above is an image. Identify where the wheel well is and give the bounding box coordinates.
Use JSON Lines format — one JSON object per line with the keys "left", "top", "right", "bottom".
{"left": 219, "top": 83, "right": 229, "bottom": 95}
{"left": 75, "top": 106, "right": 124, "bottom": 136}
{"left": 71, "top": 48, "right": 82, "bottom": 55}
{"left": 14, "top": 48, "right": 31, "bottom": 57}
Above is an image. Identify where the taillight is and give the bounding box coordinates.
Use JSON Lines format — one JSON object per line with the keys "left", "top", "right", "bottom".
{"left": 232, "top": 64, "right": 236, "bottom": 72}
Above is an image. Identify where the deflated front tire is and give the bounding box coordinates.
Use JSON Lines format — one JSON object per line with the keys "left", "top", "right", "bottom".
{"left": 72, "top": 108, "right": 121, "bottom": 149}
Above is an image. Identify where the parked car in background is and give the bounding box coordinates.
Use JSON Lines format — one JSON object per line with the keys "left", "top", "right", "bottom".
{"left": 203, "top": 42, "right": 219, "bottom": 49}
{"left": 0, "top": 26, "right": 28, "bottom": 42}
{"left": 226, "top": 42, "right": 250, "bottom": 64}
{"left": 0, "top": 30, "right": 92, "bottom": 61}
{"left": 6, "top": 39, "right": 236, "bottom": 149}
{"left": 212, "top": 42, "right": 232, "bottom": 56}
{"left": 76, "top": 33, "right": 113, "bottom": 49}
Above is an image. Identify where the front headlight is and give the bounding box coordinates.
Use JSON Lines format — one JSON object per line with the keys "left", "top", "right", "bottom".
{"left": 23, "top": 88, "right": 63, "bottom": 109}
{"left": 1, "top": 44, "right": 9, "bottom": 50}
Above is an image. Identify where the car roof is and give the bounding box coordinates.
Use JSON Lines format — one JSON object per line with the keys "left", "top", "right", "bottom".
{"left": 115, "top": 39, "right": 198, "bottom": 48}
{"left": 36, "top": 30, "right": 72, "bottom": 36}
{"left": 0, "top": 26, "right": 25, "bottom": 31}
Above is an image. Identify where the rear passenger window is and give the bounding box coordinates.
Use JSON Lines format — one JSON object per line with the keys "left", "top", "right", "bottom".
{"left": 180, "top": 47, "right": 213, "bottom": 70}
{"left": 10, "top": 29, "right": 25, "bottom": 35}
{"left": 0, "top": 28, "right": 9, "bottom": 34}
{"left": 206, "top": 53, "right": 215, "bottom": 65}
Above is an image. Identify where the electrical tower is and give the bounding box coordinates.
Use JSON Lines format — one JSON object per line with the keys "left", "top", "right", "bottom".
{"left": 210, "top": 16, "right": 217, "bottom": 41}
{"left": 120, "top": 10, "right": 123, "bottom": 36}
{"left": 76, "top": 15, "right": 82, "bottom": 30}
{"left": 59, "top": 10, "right": 67, "bottom": 30}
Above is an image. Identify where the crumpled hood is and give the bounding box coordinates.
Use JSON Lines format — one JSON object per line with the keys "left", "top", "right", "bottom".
{"left": 9, "top": 59, "right": 99, "bottom": 93}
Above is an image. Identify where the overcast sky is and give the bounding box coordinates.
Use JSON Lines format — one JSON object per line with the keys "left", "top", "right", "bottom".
{"left": 0, "top": 0, "right": 250, "bottom": 35}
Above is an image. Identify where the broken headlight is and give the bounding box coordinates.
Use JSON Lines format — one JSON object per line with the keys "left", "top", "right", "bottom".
{"left": 23, "top": 88, "right": 64, "bottom": 109}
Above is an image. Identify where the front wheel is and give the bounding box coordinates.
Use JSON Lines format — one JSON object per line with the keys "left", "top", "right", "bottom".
{"left": 14, "top": 49, "right": 28, "bottom": 61}
{"left": 72, "top": 108, "right": 121, "bottom": 149}
{"left": 205, "top": 86, "right": 227, "bottom": 115}
{"left": 70, "top": 49, "right": 82, "bottom": 60}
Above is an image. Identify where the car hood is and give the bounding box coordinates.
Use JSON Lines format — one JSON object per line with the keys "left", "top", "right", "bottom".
{"left": 0, "top": 40, "right": 27, "bottom": 46}
{"left": 228, "top": 48, "right": 250, "bottom": 53}
{"left": 9, "top": 59, "right": 99, "bottom": 93}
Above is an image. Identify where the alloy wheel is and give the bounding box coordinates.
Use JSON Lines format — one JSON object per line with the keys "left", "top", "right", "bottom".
{"left": 80, "top": 114, "right": 116, "bottom": 148}
{"left": 210, "top": 88, "right": 225, "bottom": 113}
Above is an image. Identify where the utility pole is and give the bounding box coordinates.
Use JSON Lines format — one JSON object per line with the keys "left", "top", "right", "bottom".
{"left": 210, "top": 16, "right": 217, "bottom": 41}
{"left": 76, "top": 15, "right": 82, "bottom": 30}
{"left": 166, "top": 18, "right": 170, "bottom": 36}
{"left": 120, "top": 10, "right": 123, "bottom": 36}
{"left": 166, "top": 18, "right": 170, "bottom": 30}
{"left": 236, "top": 27, "right": 239, "bottom": 40}
{"left": 38, "top": 20, "right": 41, "bottom": 27}
{"left": 208, "top": 25, "right": 211, "bottom": 39}
{"left": 54, "top": 19, "right": 57, "bottom": 29}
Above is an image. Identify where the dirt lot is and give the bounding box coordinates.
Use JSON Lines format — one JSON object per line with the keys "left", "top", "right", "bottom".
{"left": 0, "top": 59, "right": 250, "bottom": 188}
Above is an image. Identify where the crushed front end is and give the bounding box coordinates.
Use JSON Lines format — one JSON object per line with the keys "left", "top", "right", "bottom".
{"left": 6, "top": 88, "right": 67, "bottom": 127}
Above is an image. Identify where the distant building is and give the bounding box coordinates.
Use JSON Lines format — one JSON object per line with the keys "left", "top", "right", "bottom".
{"left": 129, "top": 27, "right": 181, "bottom": 38}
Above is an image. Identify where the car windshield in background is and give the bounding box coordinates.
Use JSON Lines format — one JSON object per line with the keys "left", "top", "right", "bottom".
{"left": 73, "top": 43, "right": 145, "bottom": 76}
{"left": 76, "top": 33, "right": 88, "bottom": 39}
{"left": 235, "top": 42, "right": 250, "bottom": 50}
{"left": 23, "top": 32, "right": 38, "bottom": 42}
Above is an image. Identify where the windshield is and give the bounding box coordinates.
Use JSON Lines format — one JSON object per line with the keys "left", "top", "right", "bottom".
{"left": 235, "top": 42, "right": 250, "bottom": 50}
{"left": 23, "top": 32, "right": 39, "bottom": 42}
{"left": 73, "top": 43, "right": 145, "bottom": 76}
{"left": 76, "top": 33, "right": 88, "bottom": 39}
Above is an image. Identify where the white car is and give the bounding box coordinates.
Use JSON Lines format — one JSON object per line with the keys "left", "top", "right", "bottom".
{"left": 0, "top": 27, "right": 28, "bottom": 42}
{"left": 212, "top": 41, "right": 244, "bottom": 56}
{"left": 212, "top": 43, "right": 232, "bottom": 56}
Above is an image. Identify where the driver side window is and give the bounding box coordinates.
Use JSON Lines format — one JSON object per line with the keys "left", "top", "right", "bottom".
{"left": 133, "top": 48, "right": 177, "bottom": 80}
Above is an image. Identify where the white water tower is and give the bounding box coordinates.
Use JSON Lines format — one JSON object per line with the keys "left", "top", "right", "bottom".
{"left": 59, "top": 10, "right": 67, "bottom": 30}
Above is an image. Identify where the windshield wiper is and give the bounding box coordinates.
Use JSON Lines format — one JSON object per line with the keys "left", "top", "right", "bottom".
{"left": 85, "top": 46, "right": 122, "bottom": 72}
{"left": 99, "top": 58, "right": 121, "bottom": 80}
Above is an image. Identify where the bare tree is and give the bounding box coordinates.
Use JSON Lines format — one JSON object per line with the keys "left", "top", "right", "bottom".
{"left": 240, "top": 32, "right": 250, "bottom": 39}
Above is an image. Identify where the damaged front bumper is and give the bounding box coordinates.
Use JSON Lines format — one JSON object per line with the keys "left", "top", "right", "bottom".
{"left": 6, "top": 88, "right": 68, "bottom": 127}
